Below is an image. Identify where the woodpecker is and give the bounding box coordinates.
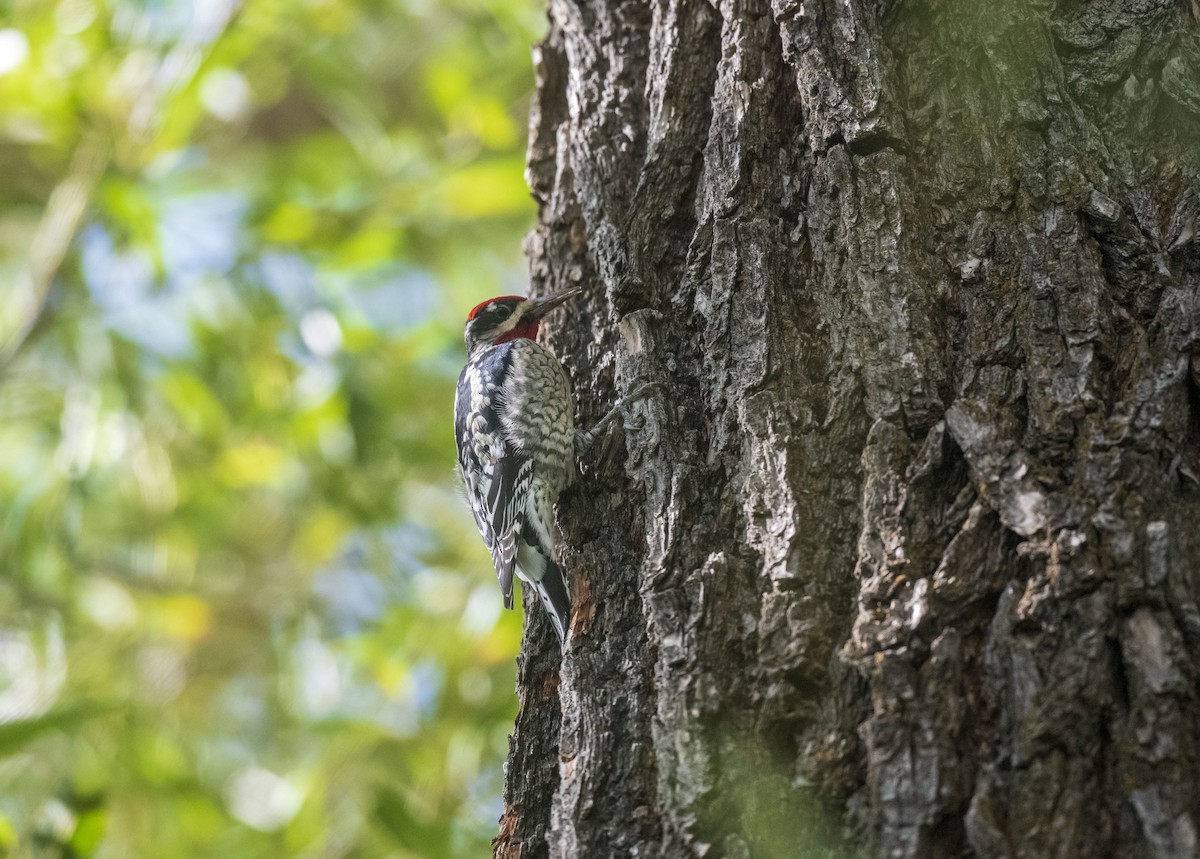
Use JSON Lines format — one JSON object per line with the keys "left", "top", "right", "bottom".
{"left": 454, "top": 288, "right": 654, "bottom": 647}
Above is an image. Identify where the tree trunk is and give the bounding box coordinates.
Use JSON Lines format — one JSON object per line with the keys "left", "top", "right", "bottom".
{"left": 495, "top": 0, "right": 1200, "bottom": 856}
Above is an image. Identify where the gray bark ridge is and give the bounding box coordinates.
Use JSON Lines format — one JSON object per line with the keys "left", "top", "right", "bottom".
{"left": 498, "top": 0, "right": 1200, "bottom": 858}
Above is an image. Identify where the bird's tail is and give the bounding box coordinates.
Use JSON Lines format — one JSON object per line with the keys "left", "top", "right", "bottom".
{"left": 530, "top": 559, "right": 571, "bottom": 647}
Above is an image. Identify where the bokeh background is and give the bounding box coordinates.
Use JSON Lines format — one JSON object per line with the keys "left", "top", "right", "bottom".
{"left": 0, "top": 0, "right": 542, "bottom": 855}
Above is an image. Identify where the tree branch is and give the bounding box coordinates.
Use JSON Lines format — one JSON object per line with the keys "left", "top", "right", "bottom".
{"left": 0, "top": 134, "right": 109, "bottom": 375}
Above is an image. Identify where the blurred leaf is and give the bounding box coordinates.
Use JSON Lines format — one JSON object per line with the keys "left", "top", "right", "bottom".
{"left": 70, "top": 808, "right": 107, "bottom": 856}
{"left": 439, "top": 158, "right": 533, "bottom": 219}
{"left": 0, "top": 703, "right": 119, "bottom": 758}
{"left": 214, "top": 440, "right": 287, "bottom": 488}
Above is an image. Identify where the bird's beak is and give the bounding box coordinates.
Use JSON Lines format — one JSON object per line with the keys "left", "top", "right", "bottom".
{"left": 525, "top": 287, "right": 583, "bottom": 318}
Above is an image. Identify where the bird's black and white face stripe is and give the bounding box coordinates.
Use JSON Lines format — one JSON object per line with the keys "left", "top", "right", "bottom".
{"left": 462, "top": 288, "right": 582, "bottom": 355}
{"left": 464, "top": 296, "right": 529, "bottom": 352}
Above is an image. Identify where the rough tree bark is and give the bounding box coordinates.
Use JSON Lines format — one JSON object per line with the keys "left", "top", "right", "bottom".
{"left": 494, "top": 0, "right": 1200, "bottom": 857}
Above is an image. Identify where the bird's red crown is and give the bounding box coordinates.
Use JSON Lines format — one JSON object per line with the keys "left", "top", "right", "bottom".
{"left": 467, "top": 295, "right": 526, "bottom": 320}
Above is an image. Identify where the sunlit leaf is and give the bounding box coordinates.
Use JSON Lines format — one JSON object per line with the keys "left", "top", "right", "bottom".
{"left": 438, "top": 158, "right": 532, "bottom": 219}
{"left": 159, "top": 595, "right": 213, "bottom": 642}
{"left": 214, "top": 439, "right": 287, "bottom": 488}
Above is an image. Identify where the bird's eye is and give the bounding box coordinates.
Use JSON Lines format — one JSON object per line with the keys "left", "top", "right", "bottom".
{"left": 491, "top": 305, "right": 512, "bottom": 321}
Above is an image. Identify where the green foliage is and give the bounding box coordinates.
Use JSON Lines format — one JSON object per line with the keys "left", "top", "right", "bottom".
{"left": 0, "top": 0, "right": 542, "bottom": 855}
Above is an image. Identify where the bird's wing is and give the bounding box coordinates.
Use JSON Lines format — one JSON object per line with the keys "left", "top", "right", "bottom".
{"left": 481, "top": 446, "right": 532, "bottom": 608}
{"left": 455, "top": 362, "right": 530, "bottom": 608}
